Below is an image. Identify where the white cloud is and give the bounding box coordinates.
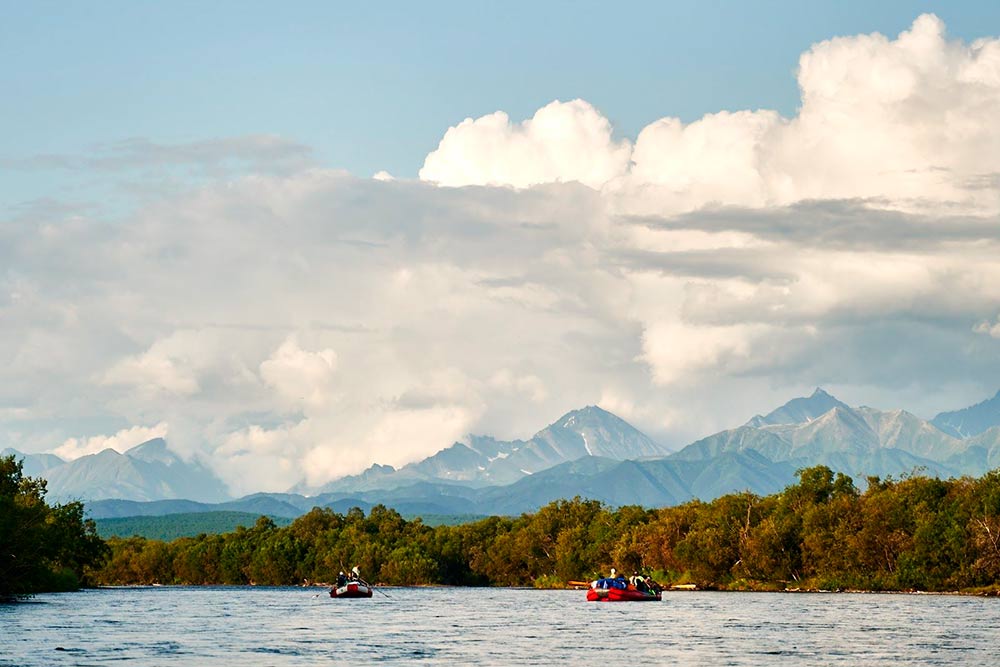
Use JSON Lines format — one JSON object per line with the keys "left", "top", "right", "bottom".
{"left": 490, "top": 369, "right": 548, "bottom": 403}
{"left": 214, "top": 402, "right": 479, "bottom": 495}
{"left": 419, "top": 99, "right": 632, "bottom": 188}
{"left": 640, "top": 320, "right": 757, "bottom": 384}
{"left": 6, "top": 14, "right": 1000, "bottom": 493}
{"left": 623, "top": 110, "right": 783, "bottom": 212}
{"left": 8, "top": 157, "right": 1000, "bottom": 487}
{"left": 55, "top": 422, "right": 169, "bottom": 460}
{"left": 421, "top": 15, "right": 1000, "bottom": 217}
{"left": 213, "top": 423, "right": 306, "bottom": 495}
{"left": 100, "top": 329, "right": 244, "bottom": 398}
{"left": 102, "top": 342, "right": 201, "bottom": 396}
{"left": 260, "top": 336, "right": 337, "bottom": 410}
{"left": 301, "top": 404, "right": 476, "bottom": 486}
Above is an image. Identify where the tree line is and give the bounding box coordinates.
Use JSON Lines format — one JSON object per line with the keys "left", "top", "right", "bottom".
{"left": 5, "top": 452, "right": 1000, "bottom": 595}
{"left": 0, "top": 455, "right": 107, "bottom": 599}
{"left": 87, "top": 465, "right": 1000, "bottom": 593}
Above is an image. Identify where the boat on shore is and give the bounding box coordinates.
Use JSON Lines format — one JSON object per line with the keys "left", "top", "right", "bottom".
{"left": 329, "top": 581, "right": 373, "bottom": 598}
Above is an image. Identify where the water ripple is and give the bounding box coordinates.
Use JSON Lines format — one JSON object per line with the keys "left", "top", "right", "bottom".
{"left": 2, "top": 588, "right": 999, "bottom": 666}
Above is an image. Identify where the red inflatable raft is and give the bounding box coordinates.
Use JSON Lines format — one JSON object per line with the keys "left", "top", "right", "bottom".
{"left": 329, "top": 582, "right": 373, "bottom": 598}
{"left": 587, "top": 587, "right": 661, "bottom": 602}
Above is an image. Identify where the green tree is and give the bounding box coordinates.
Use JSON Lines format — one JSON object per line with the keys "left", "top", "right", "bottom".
{"left": 967, "top": 471, "right": 1000, "bottom": 584}
{"left": 0, "top": 455, "right": 107, "bottom": 597}
{"left": 674, "top": 492, "right": 757, "bottom": 586}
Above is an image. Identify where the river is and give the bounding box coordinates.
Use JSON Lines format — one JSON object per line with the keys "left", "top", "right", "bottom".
{"left": 2, "top": 587, "right": 997, "bottom": 665}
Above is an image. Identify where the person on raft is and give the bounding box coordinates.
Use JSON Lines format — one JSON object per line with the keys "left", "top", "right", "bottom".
{"left": 351, "top": 566, "right": 362, "bottom": 581}
{"left": 625, "top": 571, "right": 660, "bottom": 593}
{"left": 591, "top": 567, "right": 636, "bottom": 590}
{"left": 336, "top": 571, "right": 347, "bottom": 587}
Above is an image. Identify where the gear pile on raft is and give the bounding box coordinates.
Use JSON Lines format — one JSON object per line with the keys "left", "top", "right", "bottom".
{"left": 330, "top": 566, "right": 373, "bottom": 599}
{"left": 587, "top": 568, "right": 662, "bottom": 602}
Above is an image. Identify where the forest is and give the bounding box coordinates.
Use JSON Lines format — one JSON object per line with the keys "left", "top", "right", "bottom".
{"left": 95, "top": 511, "right": 294, "bottom": 542}
{"left": 0, "top": 455, "right": 107, "bottom": 599}
{"left": 87, "top": 465, "right": 1000, "bottom": 593}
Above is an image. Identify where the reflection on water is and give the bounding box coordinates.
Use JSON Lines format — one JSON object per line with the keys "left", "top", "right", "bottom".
{"left": 1, "top": 587, "right": 997, "bottom": 666}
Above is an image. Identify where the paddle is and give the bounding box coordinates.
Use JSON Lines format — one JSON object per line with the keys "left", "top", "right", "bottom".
{"left": 360, "top": 578, "right": 391, "bottom": 598}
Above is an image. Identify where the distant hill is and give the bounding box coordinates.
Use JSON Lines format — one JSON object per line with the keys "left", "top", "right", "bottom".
{"left": 84, "top": 451, "right": 797, "bottom": 519}
{"left": 95, "top": 511, "right": 293, "bottom": 541}
{"left": 86, "top": 494, "right": 306, "bottom": 520}
{"left": 90, "top": 508, "right": 489, "bottom": 543}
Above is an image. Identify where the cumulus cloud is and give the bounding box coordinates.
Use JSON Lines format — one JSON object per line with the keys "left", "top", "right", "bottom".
{"left": 55, "top": 422, "right": 169, "bottom": 460}
{"left": 5, "top": 15, "right": 1000, "bottom": 495}
{"left": 103, "top": 338, "right": 202, "bottom": 397}
{"left": 640, "top": 321, "right": 758, "bottom": 384}
{"left": 419, "top": 99, "right": 632, "bottom": 188}
{"left": 101, "top": 329, "right": 259, "bottom": 399}
{"left": 259, "top": 336, "right": 338, "bottom": 410}
{"left": 215, "top": 402, "right": 480, "bottom": 495}
{"left": 625, "top": 110, "right": 783, "bottom": 212}
{"left": 421, "top": 15, "right": 1000, "bottom": 216}
{"left": 489, "top": 369, "right": 548, "bottom": 403}
{"left": 7, "top": 154, "right": 1000, "bottom": 489}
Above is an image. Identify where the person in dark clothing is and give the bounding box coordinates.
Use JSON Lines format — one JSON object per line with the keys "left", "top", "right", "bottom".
{"left": 336, "top": 571, "right": 347, "bottom": 587}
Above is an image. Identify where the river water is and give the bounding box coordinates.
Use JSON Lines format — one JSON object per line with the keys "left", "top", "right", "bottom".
{"left": 2, "top": 587, "right": 997, "bottom": 666}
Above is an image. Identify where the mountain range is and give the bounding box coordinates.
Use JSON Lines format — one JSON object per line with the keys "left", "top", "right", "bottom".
{"left": 675, "top": 390, "right": 1000, "bottom": 479}
{"left": 931, "top": 390, "right": 1000, "bottom": 438}
{"left": 7, "top": 389, "right": 1000, "bottom": 520}
{"left": 303, "top": 405, "right": 671, "bottom": 494}
{"left": 1, "top": 438, "right": 229, "bottom": 503}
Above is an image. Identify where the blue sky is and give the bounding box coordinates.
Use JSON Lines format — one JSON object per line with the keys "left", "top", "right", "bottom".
{"left": 4, "top": 2, "right": 1000, "bottom": 493}
{"left": 3, "top": 0, "right": 999, "bottom": 205}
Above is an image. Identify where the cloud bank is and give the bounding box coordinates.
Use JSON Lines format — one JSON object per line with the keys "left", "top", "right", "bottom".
{"left": 55, "top": 423, "right": 170, "bottom": 460}
{"left": 421, "top": 15, "right": 1000, "bottom": 216}
{"left": 3, "top": 15, "right": 1000, "bottom": 496}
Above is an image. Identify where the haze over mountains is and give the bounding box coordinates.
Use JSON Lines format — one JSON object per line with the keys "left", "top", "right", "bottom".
{"left": 1, "top": 438, "right": 229, "bottom": 504}
{"left": 7, "top": 389, "right": 1000, "bottom": 520}
{"left": 303, "top": 406, "right": 670, "bottom": 494}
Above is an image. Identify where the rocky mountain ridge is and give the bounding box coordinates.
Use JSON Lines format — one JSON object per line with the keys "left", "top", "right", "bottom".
{"left": 7, "top": 388, "right": 1000, "bottom": 517}
{"left": 305, "top": 405, "right": 671, "bottom": 494}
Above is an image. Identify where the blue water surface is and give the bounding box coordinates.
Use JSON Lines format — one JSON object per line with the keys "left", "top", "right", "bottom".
{"left": 1, "top": 587, "right": 997, "bottom": 666}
